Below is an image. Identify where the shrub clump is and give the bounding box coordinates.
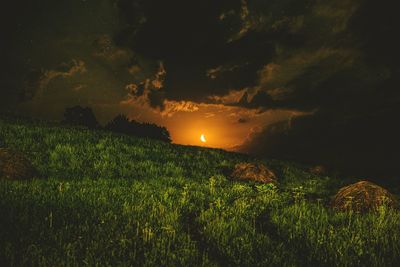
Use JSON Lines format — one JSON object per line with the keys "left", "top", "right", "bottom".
{"left": 0, "top": 148, "right": 38, "bottom": 180}
{"left": 62, "top": 106, "right": 100, "bottom": 129}
{"left": 106, "top": 114, "right": 171, "bottom": 143}
{"left": 331, "top": 180, "right": 398, "bottom": 212}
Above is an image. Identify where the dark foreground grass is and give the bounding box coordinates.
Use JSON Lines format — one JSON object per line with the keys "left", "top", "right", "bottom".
{"left": 1, "top": 118, "right": 399, "bottom": 266}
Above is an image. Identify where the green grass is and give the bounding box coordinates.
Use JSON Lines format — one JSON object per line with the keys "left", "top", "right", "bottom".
{"left": 1, "top": 118, "right": 399, "bottom": 266}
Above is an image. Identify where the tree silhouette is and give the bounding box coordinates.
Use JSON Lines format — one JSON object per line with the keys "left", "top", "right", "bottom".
{"left": 105, "top": 114, "right": 132, "bottom": 134}
{"left": 106, "top": 114, "right": 171, "bottom": 143}
{"left": 62, "top": 106, "right": 100, "bottom": 129}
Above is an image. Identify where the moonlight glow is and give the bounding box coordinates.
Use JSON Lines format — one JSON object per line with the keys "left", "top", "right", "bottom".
{"left": 200, "top": 134, "right": 207, "bottom": 143}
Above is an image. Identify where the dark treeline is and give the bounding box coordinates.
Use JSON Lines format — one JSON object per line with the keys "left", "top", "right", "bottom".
{"left": 62, "top": 106, "right": 100, "bottom": 129}
{"left": 63, "top": 106, "right": 171, "bottom": 143}
{"left": 105, "top": 114, "right": 171, "bottom": 143}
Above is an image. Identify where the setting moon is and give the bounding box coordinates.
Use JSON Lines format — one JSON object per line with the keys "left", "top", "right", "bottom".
{"left": 200, "top": 134, "right": 207, "bottom": 143}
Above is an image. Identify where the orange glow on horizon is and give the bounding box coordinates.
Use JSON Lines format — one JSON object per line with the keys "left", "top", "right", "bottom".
{"left": 168, "top": 118, "right": 236, "bottom": 149}
{"left": 165, "top": 109, "right": 307, "bottom": 150}
{"left": 120, "top": 98, "right": 308, "bottom": 151}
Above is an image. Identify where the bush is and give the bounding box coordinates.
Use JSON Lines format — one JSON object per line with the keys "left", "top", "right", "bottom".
{"left": 106, "top": 114, "right": 171, "bottom": 143}
{"left": 62, "top": 106, "right": 99, "bottom": 129}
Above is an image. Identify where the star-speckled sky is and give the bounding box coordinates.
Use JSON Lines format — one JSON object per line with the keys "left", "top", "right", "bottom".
{"left": 2, "top": 0, "right": 400, "bottom": 178}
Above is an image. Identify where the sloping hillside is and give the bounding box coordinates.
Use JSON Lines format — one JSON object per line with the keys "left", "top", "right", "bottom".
{"left": 0, "top": 118, "right": 399, "bottom": 266}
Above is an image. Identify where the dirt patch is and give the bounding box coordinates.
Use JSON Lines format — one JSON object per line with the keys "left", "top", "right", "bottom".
{"left": 230, "top": 163, "right": 277, "bottom": 184}
{"left": 0, "top": 148, "right": 38, "bottom": 180}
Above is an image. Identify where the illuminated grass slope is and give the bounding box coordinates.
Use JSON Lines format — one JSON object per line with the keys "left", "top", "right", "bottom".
{"left": 1, "top": 117, "right": 400, "bottom": 266}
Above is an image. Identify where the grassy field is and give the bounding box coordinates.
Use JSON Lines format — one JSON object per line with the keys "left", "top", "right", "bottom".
{"left": 1, "top": 118, "right": 400, "bottom": 266}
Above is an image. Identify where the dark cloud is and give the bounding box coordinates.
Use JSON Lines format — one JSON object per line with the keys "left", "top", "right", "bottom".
{"left": 349, "top": 0, "right": 400, "bottom": 67}
{"left": 116, "top": 0, "right": 279, "bottom": 102}
{"left": 148, "top": 90, "right": 166, "bottom": 109}
{"left": 1, "top": 0, "right": 132, "bottom": 119}
{"left": 20, "top": 70, "right": 44, "bottom": 101}
{"left": 239, "top": 4, "right": 400, "bottom": 178}
{"left": 233, "top": 0, "right": 400, "bottom": 179}
{"left": 238, "top": 118, "right": 249, "bottom": 124}
{"left": 238, "top": 102, "right": 400, "bottom": 179}
{"left": 245, "top": 91, "right": 274, "bottom": 109}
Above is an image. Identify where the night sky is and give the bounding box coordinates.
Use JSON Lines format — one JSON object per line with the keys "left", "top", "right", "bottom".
{"left": 2, "top": 0, "right": 400, "bottom": 179}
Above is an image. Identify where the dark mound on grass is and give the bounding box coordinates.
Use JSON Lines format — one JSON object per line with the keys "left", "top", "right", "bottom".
{"left": 332, "top": 180, "right": 398, "bottom": 212}
{"left": 0, "top": 148, "right": 38, "bottom": 180}
{"left": 230, "top": 162, "right": 277, "bottom": 184}
{"left": 309, "top": 165, "right": 326, "bottom": 175}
